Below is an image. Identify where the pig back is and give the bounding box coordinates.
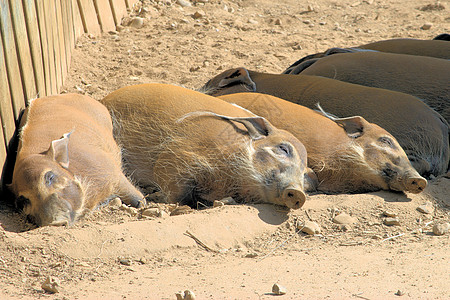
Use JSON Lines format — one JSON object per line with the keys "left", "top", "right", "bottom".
{"left": 101, "top": 83, "right": 259, "bottom": 187}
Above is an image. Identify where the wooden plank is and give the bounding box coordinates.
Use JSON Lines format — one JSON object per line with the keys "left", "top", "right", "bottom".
{"left": 22, "top": 0, "right": 46, "bottom": 98}
{"left": 0, "top": 32, "right": 15, "bottom": 152}
{"left": 55, "top": 0, "right": 68, "bottom": 81}
{"left": 72, "top": 0, "right": 84, "bottom": 39}
{"left": 61, "top": 0, "right": 75, "bottom": 60}
{"left": 77, "top": 0, "right": 101, "bottom": 35}
{"left": 43, "top": 0, "right": 62, "bottom": 92}
{"left": 9, "top": 0, "right": 38, "bottom": 104}
{"left": 93, "top": 0, "right": 115, "bottom": 32}
{"left": 0, "top": 0, "right": 26, "bottom": 119}
{"left": 34, "top": 0, "right": 55, "bottom": 95}
{"left": 109, "top": 0, "right": 127, "bottom": 26}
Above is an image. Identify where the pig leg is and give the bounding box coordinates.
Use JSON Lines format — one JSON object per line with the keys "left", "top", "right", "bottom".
{"left": 116, "top": 173, "right": 146, "bottom": 208}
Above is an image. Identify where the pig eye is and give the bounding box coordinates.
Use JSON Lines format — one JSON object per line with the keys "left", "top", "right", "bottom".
{"left": 276, "top": 143, "right": 292, "bottom": 157}
{"left": 378, "top": 136, "right": 395, "bottom": 149}
{"left": 44, "top": 171, "right": 56, "bottom": 186}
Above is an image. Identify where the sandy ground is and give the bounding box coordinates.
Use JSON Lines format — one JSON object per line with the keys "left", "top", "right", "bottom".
{"left": 1, "top": 0, "right": 449, "bottom": 299}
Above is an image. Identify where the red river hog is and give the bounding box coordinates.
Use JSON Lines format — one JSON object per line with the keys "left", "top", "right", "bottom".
{"left": 218, "top": 93, "right": 427, "bottom": 194}
{"left": 101, "top": 83, "right": 310, "bottom": 209}
{"left": 10, "top": 94, "right": 145, "bottom": 226}
{"left": 201, "top": 68, "right": 449, "bottom": 177}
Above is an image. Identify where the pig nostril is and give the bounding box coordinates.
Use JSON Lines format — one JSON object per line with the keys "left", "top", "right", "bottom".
{"left": 295, "top": 201, "right": 300, "bottom": 207}
{"left": 287, "top": 192, "right": 294, "bottom": 198}
{"left": 412, "top": 180, "right": 417, "bottom": 185}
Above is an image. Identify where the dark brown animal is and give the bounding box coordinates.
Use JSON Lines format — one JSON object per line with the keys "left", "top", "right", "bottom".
{"left": 284, "top": 37, "right": 450, "bottom": 72}
{"left": 101, "top": 83, "right": 310, "bottom": 209}
{"left": 10, "top": 94, "right": 144, "bottom": 226}
{"left": 286, "top": 52, "right": 450, "bottom": 124}
{"left": 218, "top": 93, "right": 427, "bottom": 194}
{"left": 201, "top": 68, "right": 449, "bottom": 176}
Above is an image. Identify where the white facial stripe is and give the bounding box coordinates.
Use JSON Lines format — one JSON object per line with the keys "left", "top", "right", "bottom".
{"left": 369, "top": 142, "right": 395, "bottom": 154}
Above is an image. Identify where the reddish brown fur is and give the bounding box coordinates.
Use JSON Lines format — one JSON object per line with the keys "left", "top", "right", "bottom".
{"left": 201, "top": 68, "right": 449, "bottom": 176}
{"left": 298, "top": 52, "right": 450, "bottom": 124}
{"left": 101, "top": 83, "right": 309, "bottom": 209}
{"left": 11, "top": 94, "right": 144, "bottom": 226}
{"left": 218, "top": 93, "right": 427, "bottom": 194}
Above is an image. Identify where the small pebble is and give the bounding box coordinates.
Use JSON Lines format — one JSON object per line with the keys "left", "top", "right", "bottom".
{"left": 432, "top": 223, "right": 450, "bottom": 236}
{"left": 129, "top": 17, "right": 145, "bottom": 29}
{"left": 307, "top": 4, "right": 314, "bottom": 11}
{"left": 176, "top": 293, "right": 184, "bottom": 300}
{"left": 42, "top": 276, "right": 60, "bottom": 294}
{"left": 220, "top": 197, "right": 236, "bottom": 205}
{"left": 272, "top": 283, "right": 287, "bottom": 295}
{"left": 184, "top": 290, "right": 196, "bottom": 300}
{"left": 244, "top": 252, "right": 258, "bottom": 258}
{"left": 274, "top": 19, "right": 282, "bottom": 25}
{"left": 108, "top": 197, "right": 122, "bottom": 207}
{"left": 417, "top": 202, "right": 434, "bottom": 214}
{"left": 213, "top": 200, "right": 225, "bottom": 208}
{"left": 177, "top": 0, "right": 191, "bottom": 7}
{"left": 384, "top": 217, "right": 400, "bottom": 226}
{"left": 159, "top": 210, "right": 169, "bottom": 218}
{"left": 119, "top": 258, "right": 131, "bottom": 266}
{"left": 383, "top": 210, "right": 398, "bottom": 218}
{"left": 319, "top": 21, "right": 327, "bottom": 25}
{"left": 300, "top": 221, "right": 321, "bottom": 235}
{"left": 395, "top": 290, "right": 405, "bottom": 296}
{"left": 121, "top": 205, "right": 138, "bottom": 216}
{"left": 421, "top": 23, "right": 432, "bottom": 30}
{"left": 333, "top": 212, "right": 357, "bottom": 224}
{"left": 192, "top": 11, "right": 205, "bottom": 19}
{"left": 142, "top": 208, "right": 159, "bottom": 217}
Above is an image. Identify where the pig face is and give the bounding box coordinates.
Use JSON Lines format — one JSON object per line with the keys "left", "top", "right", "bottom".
{"left": 329, "top": 114, "right": 427, "bottom": 194}
{"left": 11, "top": 134, "right": 85, "bottom": 226}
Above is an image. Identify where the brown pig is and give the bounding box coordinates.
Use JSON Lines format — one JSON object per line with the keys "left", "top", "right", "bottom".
{"left": 10, "top": 94, "right": 145, "bottom": 226}
{"left": 101, "top": 83, "right": 310, "bottom": 209}
{"left": 218, "top": 93, "right": 427, "bottom": 194}
{"left": 201, "top": 68, "right": 449, "bottom": 177}
{"left": 283, "top": 36, "right": 450, "bottom": 73}
{"left": 287, "top": 52, "right": 450, "bottom": 124}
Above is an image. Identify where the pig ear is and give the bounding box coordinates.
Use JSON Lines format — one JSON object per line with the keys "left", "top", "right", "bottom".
{"left": 334, "top": 116, "right": 366, "bottom": 138}
{"left": 46, "top": 132, "right": 71, "bottom": 169}
{"left": 177, "top": 111, "right": 274, "bottom": 140}
{"left": 218, "top": 68, "right": 257, "bottom": 92}
{"left": 316, "top": 104, "right": 366, "bottom": 138}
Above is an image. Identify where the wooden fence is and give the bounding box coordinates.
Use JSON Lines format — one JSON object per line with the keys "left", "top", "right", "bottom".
{"left": 0, "top": 0, "right": 140, "bottom": 192}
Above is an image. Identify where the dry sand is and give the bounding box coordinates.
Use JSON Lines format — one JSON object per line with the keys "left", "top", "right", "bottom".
{"left": 1, "top": 0, "right": 449, "bottom": 299}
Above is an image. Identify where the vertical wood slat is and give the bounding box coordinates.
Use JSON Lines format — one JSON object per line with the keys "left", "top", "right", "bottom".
{"left": 72, "top": 0, "right": 84, "bottom": 40}
{"left": 0, "top": 28, "right": 15, "bottom": 151}
{"left": 109, "top": 0, "right": 127, "bottom": 27}
{"left": 93, "top": 0, "right": 116, "bottom": 32}
{"left": 0, "top": 0, "right": 26, "bottom": 119}
{"left": 22, "top": 0, "right": 46, "bottom": 98}
{"left": 9, "top": 0, "right": 37, "bottom": 104}
{"left": 77, "top": 0, "right": 101, "bottom": 35}
{"left": 61, "top": 0, "right": 74, "bottom": 71}
{"left": 46, "top": 0, "right": 63, "bottom": 91}
{"left": 55, "top": 0, "right": 68, "bottom": 81}
{"left": 35, "top": 0, "right": 57, "bottom": 95}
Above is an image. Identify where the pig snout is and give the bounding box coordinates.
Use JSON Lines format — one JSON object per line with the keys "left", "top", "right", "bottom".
{"left": 282, "top": 186, "right": 306, "bottom": 209}
{"left": 404, "top": 176, "right": 427, "bottom": 194}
